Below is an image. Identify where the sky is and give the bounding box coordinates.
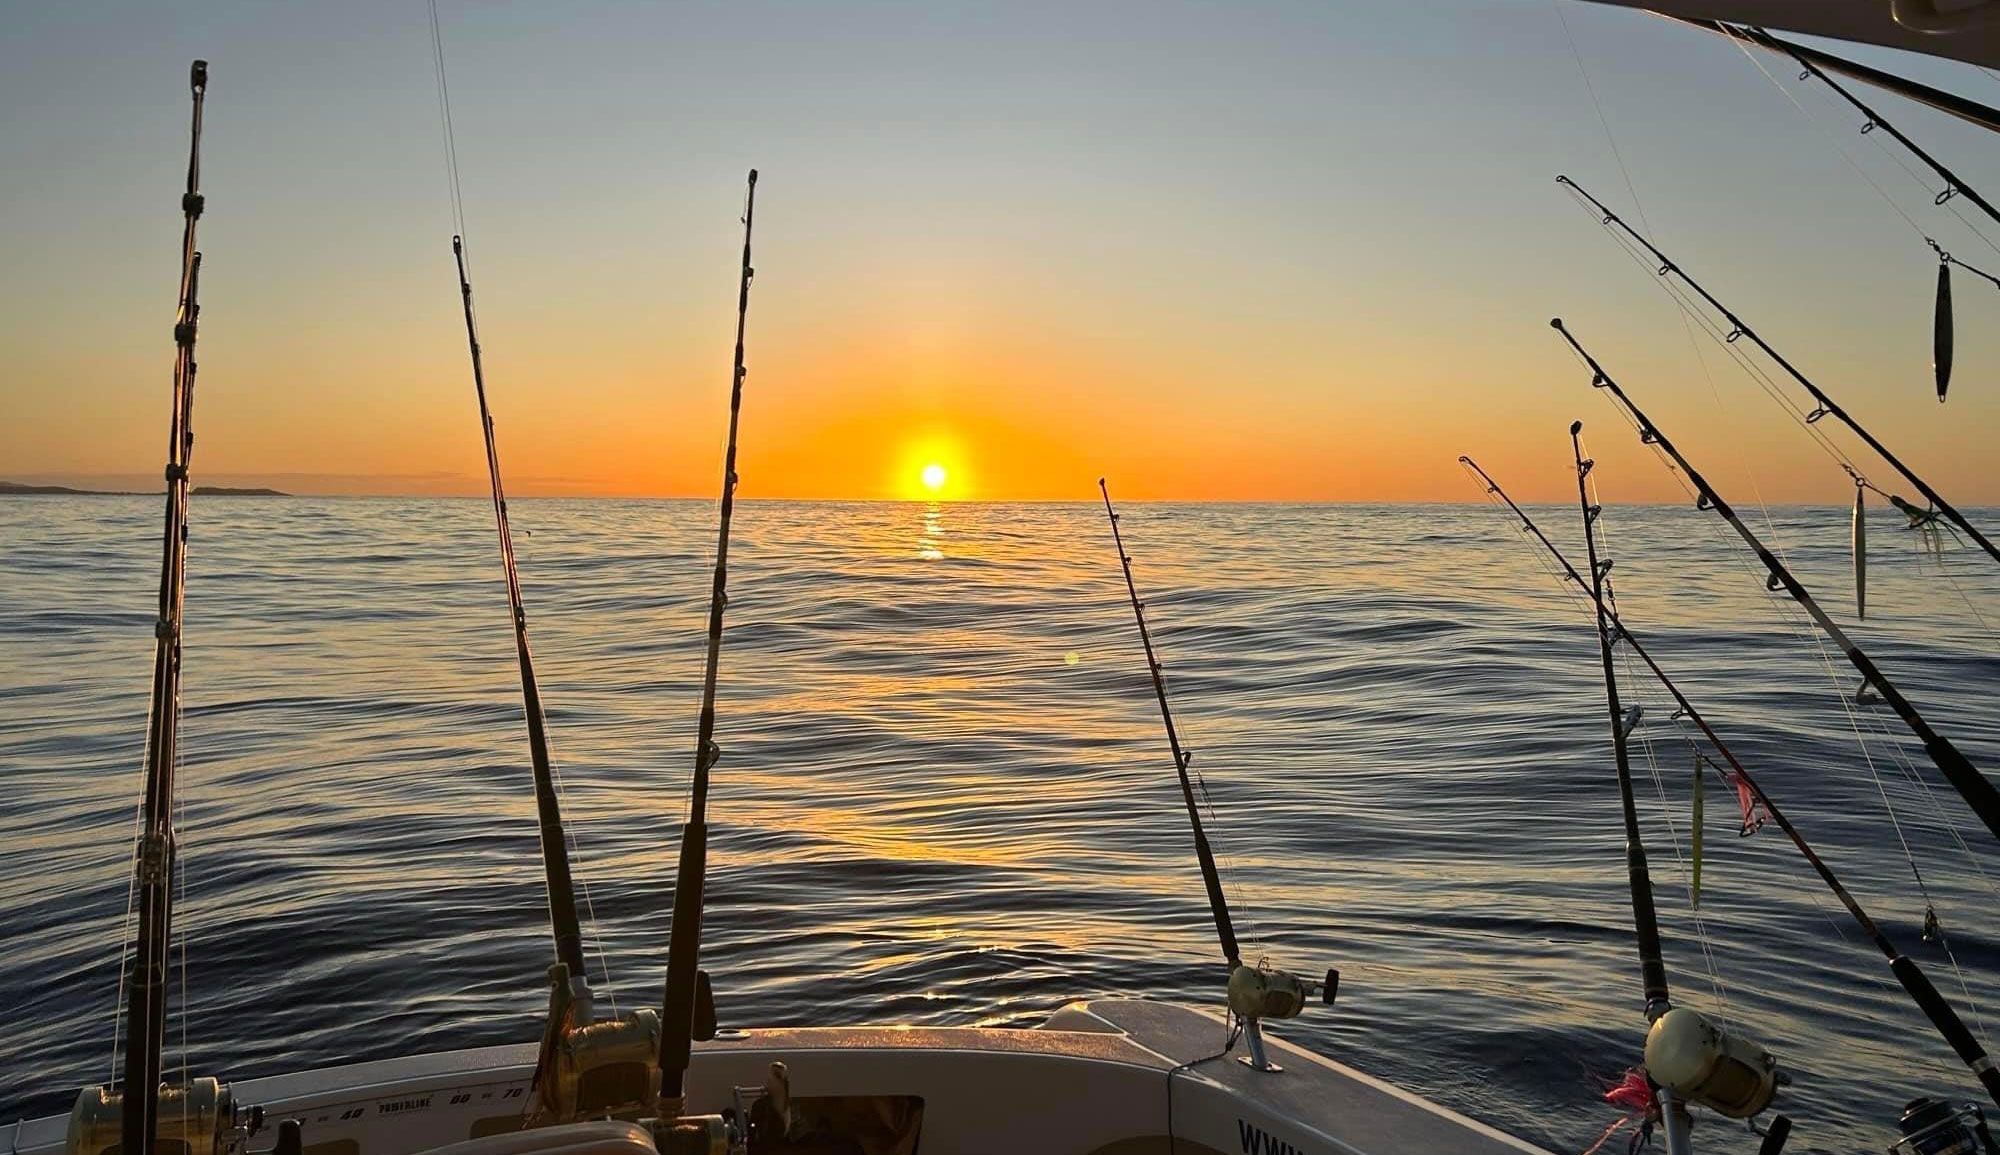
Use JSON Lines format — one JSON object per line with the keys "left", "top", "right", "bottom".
{"left": 4, "top": 1, "right": 2000, "bottom": 503}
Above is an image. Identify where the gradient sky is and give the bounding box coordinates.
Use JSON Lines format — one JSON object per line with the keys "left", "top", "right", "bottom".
{"left": 5, "top": 1, "right": 2000, "bottom": 502}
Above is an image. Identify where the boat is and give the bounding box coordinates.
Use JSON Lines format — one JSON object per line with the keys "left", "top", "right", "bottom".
{"left": 7, "top": 4, "right": 2000, "bottom": 1155}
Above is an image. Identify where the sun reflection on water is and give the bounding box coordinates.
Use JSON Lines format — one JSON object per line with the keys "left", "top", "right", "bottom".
{"left": 918, "top": 502, "right": 945, "bottom": 561}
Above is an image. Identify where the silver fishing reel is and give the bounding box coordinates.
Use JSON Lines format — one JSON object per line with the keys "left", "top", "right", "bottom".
{"left": 1226, "top": 963, "right": 1338, "bottom": 1073}
{"left": 1889, "top": 1098, "right": 2000, "bottom": 1155}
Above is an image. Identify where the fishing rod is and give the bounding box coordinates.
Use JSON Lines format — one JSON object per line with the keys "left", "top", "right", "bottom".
{"left": 1568, "top": 425, "right": 1712, "bottom": 1151}
{"left": 1718, "top": 23, "right": 2000, "bottom": 235}
{"left": 450, "top": 237, "right": 589, "bottom": 993}
{"left": 1558, "top": 175, "right": 2000, "bottom": 567}
{"left": 120, "top": 60, "right": 209, "bottom": 1155}
{"left": 659, "top": 168, "right": 758, "bottom": 1113}
{"left": 1569, "top": 426, "right": 1676, "bottom": 1011}
{"left": 1676, "top": 20, "right": 2000, "bottom": 138}
{"left": 1552, "top": 318, "right": 2000, "bottom": 850}
{"left": 1095, "top": 479, "right": 1334, "bottom": 1074}
{"left": 1097, "top": 479, "right": 1240, "bottom": 968}
{"left": 1462, "top": 455, "right": 2000, "bottom": 1112}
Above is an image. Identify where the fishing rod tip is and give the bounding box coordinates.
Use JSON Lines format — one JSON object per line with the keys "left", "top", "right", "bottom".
{"left": 1549, "top": 317, "right": 1565, "bottom": 330}
{"left": 747, "top": 168, "right": 759, "bottom": 183}
{"left": 191, "top": 60, "right": 208, "bottom": 90}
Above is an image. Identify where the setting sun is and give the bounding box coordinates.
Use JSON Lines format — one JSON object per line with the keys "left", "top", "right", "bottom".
{"left": 920, "top": 463, "right": 948, "bottom": 493}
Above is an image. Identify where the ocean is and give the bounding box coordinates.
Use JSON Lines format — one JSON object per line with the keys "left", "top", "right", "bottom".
{"left": 2, "top": 495, "right": 1996, "bottom": 1154}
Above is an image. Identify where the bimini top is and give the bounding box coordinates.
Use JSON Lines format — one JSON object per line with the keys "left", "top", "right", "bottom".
{"left": 1579, "top": 0, "right": 2000, "bottom": 68}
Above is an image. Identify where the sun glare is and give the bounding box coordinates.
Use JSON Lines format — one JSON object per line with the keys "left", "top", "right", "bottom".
{"left": 920, "top": 463, "right": 948, "bottom": 492}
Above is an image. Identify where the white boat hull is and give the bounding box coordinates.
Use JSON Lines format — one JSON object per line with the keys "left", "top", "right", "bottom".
{"left": 5, "top": 1001, "right": 1548, "bottom": 1155}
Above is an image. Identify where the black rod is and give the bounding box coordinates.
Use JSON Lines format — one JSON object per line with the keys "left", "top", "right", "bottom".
{"left": 1552, "top": 318, "right": 2000, "bottom": 848}
{"left": 1569, "top": 424, "right": 1673, "bottom": 1019}
{"left": 1677, "top": 20, "right": 2000, "bottom": 138}
{"left": 1558, "top": 175, "right": 2000, "bottom": 568}
{"left": 451, "top": 236, "right": 587, "bottom": 982}
{"left": 121, "top": 59, "right": 207, "bottom": 1155}
{"left": 1462, "top": 455, "right": 2000, "bottom": 1110}
{"left": 1098, "top": 479, "right": 1241, "bottom": 967}
{"left": 1735, "top": 23, "right": 2000, "bottom": 226}
{"left": 659, "top": 168, "right": 758, "bottom": 1106}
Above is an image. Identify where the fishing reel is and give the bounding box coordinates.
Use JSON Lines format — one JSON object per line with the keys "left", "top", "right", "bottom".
{"left": 526, "top": 963, "right": 665, "bottom": 1125}
{"left": 1226, "top": 962, "right": 1338, "bottom": 1073}
{"left": 1889, "top": 1099, "right": 2000, "bottom": 1155}
{"left": 651, "top": 1062, "right": 793, "bottom": 1155}
{"left": 66, "top": 1077, "right": 263, "bottom": 1155}
{"left": 1643, "top": 1007, "right": 1783, "bottom": 1120}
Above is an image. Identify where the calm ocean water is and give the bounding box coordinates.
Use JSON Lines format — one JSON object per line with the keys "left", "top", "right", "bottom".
{"left": 2, "top": 495, "right": 1997, "bottom": 1153}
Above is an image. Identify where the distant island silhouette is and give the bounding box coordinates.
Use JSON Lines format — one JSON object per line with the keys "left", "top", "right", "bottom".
{"left": 0, "top": 481, "right": 291, "bottom": 497}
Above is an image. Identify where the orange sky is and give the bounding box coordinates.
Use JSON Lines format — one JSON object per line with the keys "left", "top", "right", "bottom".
{"left": 6, "top": 3, "right": 2000, "bottom": 505}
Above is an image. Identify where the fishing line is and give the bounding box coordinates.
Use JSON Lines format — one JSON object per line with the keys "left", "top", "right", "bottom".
{"left": 176, "top": 758, "right": 189, "bottom": 1146}
{"left": 1867, "top": 723, "right": 1993, "bottom": 1046}
{"left": 109, "top": 798, "right": 142, "bottom": 1085}
{"left": 427, "top": 0, "right": 468, "bottom": 241}
{"left": 553, "top": 762, "right": 620, "bottom": 1018}
{"left": 1158, "top": 648, "right": 1241, "bottom": 870}
{"left": 1143, "top": 537, "right": 1259, "bottom": 948}
{"left": 1552, "top": 0, "right": 1652, "bottom": 236}
{"left": 1927, "top": 549, "right": 2000, "bottom": 647}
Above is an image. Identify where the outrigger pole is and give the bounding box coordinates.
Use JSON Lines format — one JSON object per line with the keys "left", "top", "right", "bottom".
{"left": 450, "top": 237, "right": 589, "bottom": 993}
{"left": 1097, "top": 479, "right": 1240, "bottom": 968}
{"left": 120, "top": 60, "right": 209, "bottom": 1155}
{"left": 1558, "top": 176, "right": 2000, "bottom": 568}
{"left": 1463, "top": 456, "right": 2000, "bottom": 1112}
{"left": 660, "top": 168, "right": 759, "bottom": 1112}
{"left": 1551, "top": 319, "right": 2000, "bottom": 849}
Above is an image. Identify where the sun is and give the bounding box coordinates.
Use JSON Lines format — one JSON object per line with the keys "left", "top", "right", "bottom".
{"left": 920, "top": 463, "right": 948, "bottom": 493}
